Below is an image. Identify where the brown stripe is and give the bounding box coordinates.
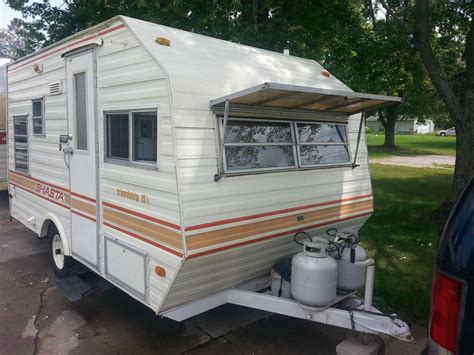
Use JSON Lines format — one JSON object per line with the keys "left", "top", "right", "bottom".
{"left": 9, "top": 173, "right": 36, "bottom": 190}
{"left": 9, "top": 173, "right": 71, "bottom": 206}
{"left": 71, "top": 198, "right": 96, "bottom": 216}
{"left": 186, "top": 200, "right": 373, "bottom": 250}
{"left": 103, "top": 208, "right": 182, "bottom": 249}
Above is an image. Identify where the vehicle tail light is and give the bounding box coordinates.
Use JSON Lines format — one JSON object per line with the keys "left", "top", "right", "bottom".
{"left": 429, "top": 271, "right": 464, "bottom": 353}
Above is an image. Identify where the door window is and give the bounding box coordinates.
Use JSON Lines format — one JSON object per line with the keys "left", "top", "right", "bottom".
{"left": 74, "top": 72, "right": 88, "bottom": 150}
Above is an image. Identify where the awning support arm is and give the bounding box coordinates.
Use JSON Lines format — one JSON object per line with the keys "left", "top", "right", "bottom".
{"left": 352, "top": 112, "right": 365, "bottom": 169}
{"left": 215, "top": 100, "right": 230, "bottom": 182}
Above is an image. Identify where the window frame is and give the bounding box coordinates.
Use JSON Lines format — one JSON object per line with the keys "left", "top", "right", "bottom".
{"left": 13, "top": 114, "right": 30, "bottom": 174}
{"left": 219, "top": 116, "right": 352, "bottom": 175}
{"left": 32, "top": 97, "right": 45, "bottom": 137}
{"left": 295, "top": 120, "right": 352, "bottom": 168}
{"left": 104, "top": 108, "right": 159, "bottom": 170}
{"left": 221, "top": 117, "right": 298, "bottom": 174}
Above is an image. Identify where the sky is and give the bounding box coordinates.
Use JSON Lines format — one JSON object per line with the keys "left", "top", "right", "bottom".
{"left": 1, "top": 0, "right": 64, "bottom": 27}
{"left": 0, "top": 1, "right": 64, "bottom": 65}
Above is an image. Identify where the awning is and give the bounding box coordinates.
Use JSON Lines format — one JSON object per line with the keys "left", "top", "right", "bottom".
{"left": 210, "top": 82, "right": 401, "bottom": 115}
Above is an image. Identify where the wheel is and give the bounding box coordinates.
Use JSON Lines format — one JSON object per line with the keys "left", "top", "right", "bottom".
{"left": 440, "top": 132, "right": 446, "bottom": 137}
{"left": 49, "top": 226, "right": 83, "bottom": 278}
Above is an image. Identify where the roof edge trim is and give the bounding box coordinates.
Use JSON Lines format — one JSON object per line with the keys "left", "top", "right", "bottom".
{"left": 7, "top": 16, "right": 123, "bottom": 70}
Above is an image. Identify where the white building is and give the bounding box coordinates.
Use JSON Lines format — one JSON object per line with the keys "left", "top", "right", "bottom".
{"left": 366, "top": 116, "right": 435, "bottom": 134}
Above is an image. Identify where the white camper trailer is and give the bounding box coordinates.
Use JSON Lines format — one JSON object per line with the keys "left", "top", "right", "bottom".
{"left": 0, "top": 66, "right": 7, "bottom": 190}
{"left": 6, "top": 16, "right": 411, "bottom": 342}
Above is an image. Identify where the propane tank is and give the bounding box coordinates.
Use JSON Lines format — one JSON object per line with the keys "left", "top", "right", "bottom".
{"left": 291, "top": 241, "right": 337, "bottom": 307}
{"left": 335, "top": 245, "right": 368, "bottom": 292}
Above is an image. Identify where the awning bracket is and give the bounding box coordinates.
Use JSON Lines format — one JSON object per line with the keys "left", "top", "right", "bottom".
{"left": 352, "top": 112, "right": 365, "bottom": 169}
{"left": 214, "top": 100, "right": 230, "bottom": 182}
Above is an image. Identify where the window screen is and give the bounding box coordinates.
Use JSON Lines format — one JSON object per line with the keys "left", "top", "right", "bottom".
{"left": 296, "top": 123, "right": 350, "bottom": 166}
{"left": 106, "top": 113, "right": 129, "bottom": 160}
{"left": 74, "top": 72, "right": 87, "bottom": 150}
{"left": 223, "top": 119, "right": 296, "bottom": 172}
{"left": 32, "top": 98, "right": 44, "bottom": 135}
{"left": 13, "top": 115, "right": 28, "bottom": 173}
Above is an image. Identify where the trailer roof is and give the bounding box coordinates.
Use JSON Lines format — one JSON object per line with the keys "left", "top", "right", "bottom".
{"left": 210, "top": 82, "right": 401, "bottom": 115}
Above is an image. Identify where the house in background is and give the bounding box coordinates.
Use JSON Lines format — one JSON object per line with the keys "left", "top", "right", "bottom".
{"left": 366, "top": 116, "right": 434, "bottom": 134}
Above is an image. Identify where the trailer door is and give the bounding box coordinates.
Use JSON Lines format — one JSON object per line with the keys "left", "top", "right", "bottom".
{"left": 65, "top": 49, "right": 99, "bottom": 269}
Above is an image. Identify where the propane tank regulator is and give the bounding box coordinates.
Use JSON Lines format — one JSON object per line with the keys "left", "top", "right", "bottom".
{"left": 325, "top": 228, "right": 369, "bottom": 293}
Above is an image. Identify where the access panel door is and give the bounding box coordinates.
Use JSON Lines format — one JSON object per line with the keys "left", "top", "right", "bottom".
{"left": 66, "top": 49, "right": 99, "bottom": 268}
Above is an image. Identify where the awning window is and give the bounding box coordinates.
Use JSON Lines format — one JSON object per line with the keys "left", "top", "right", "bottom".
{"left": 211, "top": 82, "right": 401, "bottom": 181}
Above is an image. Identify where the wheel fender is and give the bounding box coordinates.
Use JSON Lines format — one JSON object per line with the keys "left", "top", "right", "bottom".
{"left": 40, "top": 213, "right": 71, "bottom": 256}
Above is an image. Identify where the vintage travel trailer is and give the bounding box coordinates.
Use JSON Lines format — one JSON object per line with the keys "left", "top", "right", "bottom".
{"left": 0, "top": 66, "right": 7, "bottom": 190}
{"left": 6, "top": 16, "right": 412, "bottom": 342}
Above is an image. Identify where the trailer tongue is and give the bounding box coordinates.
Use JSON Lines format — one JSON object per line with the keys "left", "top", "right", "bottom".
{"left": 161, "top": 229, "right": 413, "bottom": 343}
{"left": 161, "top": 272, "right": 412, "bottom": 342}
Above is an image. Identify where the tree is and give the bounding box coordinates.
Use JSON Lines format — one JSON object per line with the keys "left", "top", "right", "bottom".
{"left": 0, "top": 21, "right": 33, "bottom": 60}
{"left": 380, "top": 0, "right": 473, "bottom": 202}
{"left": 315, "top": 1, "right": 441, "bottom": 148}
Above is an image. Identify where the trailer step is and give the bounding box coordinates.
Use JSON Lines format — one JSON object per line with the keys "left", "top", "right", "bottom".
{"left": 55, "top": 272, "right": 110, "bottom": 302}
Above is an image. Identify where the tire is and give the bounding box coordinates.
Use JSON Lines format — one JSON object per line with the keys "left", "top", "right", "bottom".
{"left": 440, "top": 132, "right": 446, "bottom": 137}
{"left": 48, "top": 225, "right": 84, "bottom": 278}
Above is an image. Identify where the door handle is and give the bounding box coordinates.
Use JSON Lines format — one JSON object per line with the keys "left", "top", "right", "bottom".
{"left": 63, "top": 146, "right": 74, "bottom": 156}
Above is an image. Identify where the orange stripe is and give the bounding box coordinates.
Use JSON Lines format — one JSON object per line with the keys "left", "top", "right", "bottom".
{"left": 71, "top": 198, "right": 96, "bottom": 216}
{"left": 72, "top": 209, "right": 96, "bottom": 222}
{"left": 9, "top": 24, "right": 126, "bottom": 72}
{"left": 70, "top": 191, "right": 96, "bottom": 203}
{"left": 188, "top": 212, "right": 372, "bottom": 258}
{"left": 104, "top": 221, "right": 183, "bottom": 257}
{"left": 103, "top": 207, "right": 182, "bottom": 249}
{"left": 103, "top": 201, "right": 181, "bottom": 230}
{"left": 185, "top": 194, "right": 373, "bottom": 231}
{"left": 186, "top": 200, "right": 373, "bottom": 250}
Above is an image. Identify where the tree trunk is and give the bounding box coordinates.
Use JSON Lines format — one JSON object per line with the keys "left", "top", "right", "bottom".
{"left": 383, "top": 105, "right": 398, "bottom": 148}
{"left": 452, "top": 108, "right": 474, "bottom": 201}
{"left": 380, "top": 0, "right": 474, "bottom": 204}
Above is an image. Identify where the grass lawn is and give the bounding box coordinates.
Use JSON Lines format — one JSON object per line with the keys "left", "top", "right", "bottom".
{"left": 367, "top": 134, "right": 456, "bottom": 159}
{"left": 360, "top": 164, "right": 453, "bottom": 322}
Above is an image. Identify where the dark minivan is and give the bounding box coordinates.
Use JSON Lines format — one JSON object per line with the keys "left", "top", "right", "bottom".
{"left": 429, "top": 178, "right": 474, "bottom": 354}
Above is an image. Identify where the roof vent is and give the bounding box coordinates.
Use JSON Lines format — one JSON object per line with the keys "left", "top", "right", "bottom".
{"left": 49, "top": 80, "right": 62, "bottom": 95}
{"left": 283, "top": 49, "right": 290, "bottom": 56}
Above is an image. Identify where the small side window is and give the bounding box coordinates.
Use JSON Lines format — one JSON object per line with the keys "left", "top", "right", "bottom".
{"left": 105, "top": 110, "right": 158, "bottom": 168}
{"left": 32, "top": 98, "right": 44, "bottom": 136}
{"left": 13, "top": 115, "right": 29, "bottom": 173}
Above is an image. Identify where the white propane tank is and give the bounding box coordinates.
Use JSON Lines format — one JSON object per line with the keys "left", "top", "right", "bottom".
{"left": 336, "top": 245, "right": 368, "bottom": 292}
{"left": 291, "top": 241, "right": 337, "bottom": 307}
